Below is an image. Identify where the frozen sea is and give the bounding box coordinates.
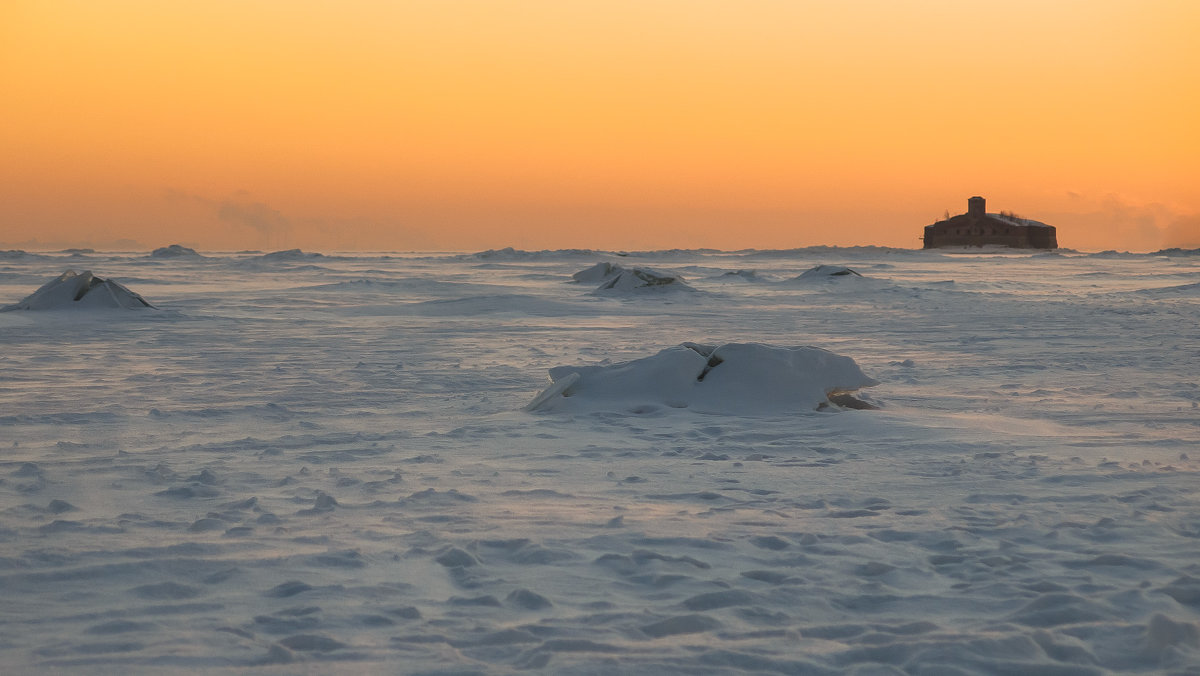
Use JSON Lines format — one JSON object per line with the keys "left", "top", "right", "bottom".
{"left": 1, "top": 246, "right": 1198, "bottom": 674}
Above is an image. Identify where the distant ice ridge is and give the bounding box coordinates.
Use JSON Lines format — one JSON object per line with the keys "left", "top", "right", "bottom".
{"left": 467, "top": 245, "right": 939, "bottom": 260}
{"left": 527, "top": 342, "right": 877, "bottom": 414}
{"left": 466, "top": 247, "right": 615, "bottom": 261}
{"left": 2, "top": 270, "right": 155, "bottom": 311}
{"left": 0, "top": 250, "right": 44, "bottom": 260}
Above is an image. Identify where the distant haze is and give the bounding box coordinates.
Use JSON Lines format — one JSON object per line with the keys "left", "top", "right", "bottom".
{"left": 2, "top": 1, "right": 1198, "bottom": 252}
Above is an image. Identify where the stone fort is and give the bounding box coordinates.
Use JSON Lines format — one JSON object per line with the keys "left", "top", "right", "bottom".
{"left": 923, "top": 197, "right": 1057, "bottom": 249}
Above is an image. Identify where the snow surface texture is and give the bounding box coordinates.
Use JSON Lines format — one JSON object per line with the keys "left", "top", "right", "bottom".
{"left": 0, "top": 248, "right": 1198, "bottom": 674}
{"left": 527, "top": 342, "right": 878, "bottom": 414}
{"left": 2, "top": 269, "right": 154, "bottom": 311}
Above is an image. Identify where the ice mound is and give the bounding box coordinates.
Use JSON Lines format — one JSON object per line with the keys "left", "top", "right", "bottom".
{"left": 150, "top": 244, "right": 201, "bottom": 258}
{"left": 2, "top": 270, "right": 155, "bottom": 311}
{"left": 572, "top": 262, "right": 625, "bottom": 283}
{"left": 793, "top": 264, "right": 863, "bottom": 281}
{"left": 526, "top": 342, "right": 878, "bottom": 414}
{"left": 592, "top": 267, "right": 694, "bottom": 293}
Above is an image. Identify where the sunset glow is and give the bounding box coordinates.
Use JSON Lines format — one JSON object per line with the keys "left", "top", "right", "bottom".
{"left": 3, "top": 1, "right": 1198, "bottom": 251}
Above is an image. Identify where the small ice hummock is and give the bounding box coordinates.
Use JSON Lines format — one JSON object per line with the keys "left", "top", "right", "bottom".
{"left": 716, "top": 269, "right": 762, "bottom": 281}
{"left": 2, "top": 270, "right": 155, "bottom": 311}
{"left": 258, "top": 249, "right": 324, "bottom": 261}
{"left": 794, "top": 265, "right": 863, "bottom": 280}
{"left": 526, "top": 342, "right": 877, "bottom": 414}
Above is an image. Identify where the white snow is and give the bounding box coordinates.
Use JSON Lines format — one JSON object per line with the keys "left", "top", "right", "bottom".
{"left": 528, "top": 342, "right": 877, "bottom": 414}
{"left": 0, "top": 248, "right": 1197, "bottom": 673}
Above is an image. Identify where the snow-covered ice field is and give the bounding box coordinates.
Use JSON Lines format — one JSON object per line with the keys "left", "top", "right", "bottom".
{"left": 1, "top": 246, "right": 1198, "bottom": 674}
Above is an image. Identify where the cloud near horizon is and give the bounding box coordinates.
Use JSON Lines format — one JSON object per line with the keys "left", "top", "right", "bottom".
{"left": 164, "top": 189, "right": 294, "bottom": 249}
{"left": 1047, "top": 193, "right": 1183, "bottom": 251}
{"left": 217, "top": 192, "right": 291, "bottom": 245}
{"left": 1163, "top": 214, "right": 1200, "bottom": 249}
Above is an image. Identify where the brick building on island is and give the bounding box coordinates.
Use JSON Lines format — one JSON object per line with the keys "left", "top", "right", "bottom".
{"left": 923, "top": 196, "right": 1057, "bottom": 249}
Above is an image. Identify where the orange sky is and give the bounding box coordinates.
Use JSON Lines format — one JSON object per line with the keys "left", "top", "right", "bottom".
{"left": 2, "top": 1, "right": 1198, "bottom": 251}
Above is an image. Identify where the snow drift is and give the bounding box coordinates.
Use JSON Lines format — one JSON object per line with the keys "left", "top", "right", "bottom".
{"left": 2, "top": 270, "right": 155, "bottom": 311}
{"left": 526, "top": 342, "right": 877, "bottom": 414}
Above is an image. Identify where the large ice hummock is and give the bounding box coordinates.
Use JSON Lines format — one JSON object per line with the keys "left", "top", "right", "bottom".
{"left": 573, "top": 263, "right": 694, "bottom": 292}
{"left": 526, "top": 342, "right": 878, "bottom": 414}
{"left": 151, "top": 244, "right": 201, "bottom": 258}
{"left": 2, "top": 270, "right": 155, "bottom": 311}
{"left": 572, "top": 262, "right": 624, "bottom": 283}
